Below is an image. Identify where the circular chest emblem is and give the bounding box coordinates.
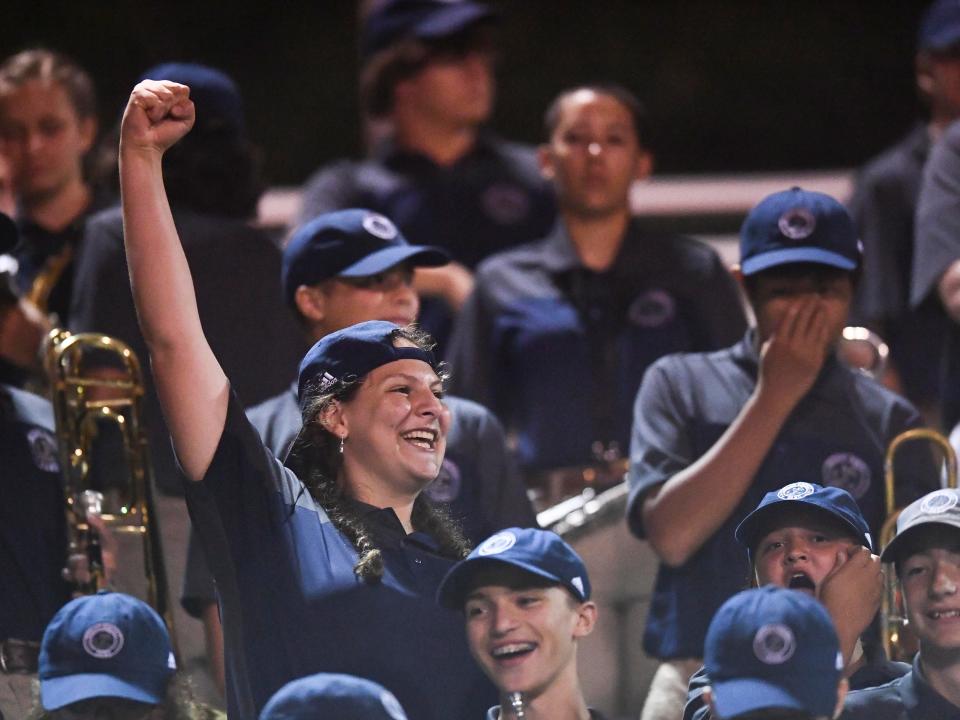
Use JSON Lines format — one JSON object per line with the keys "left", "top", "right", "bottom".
{"left": 26, "top": 428, "right": 60, "bottom": 473}
{"left": 776, "top": 482, "right": 815, "bottom": 501}
{"left": 821, "top": 453, "right": 871, "bottom": 499}
{"left": 920, "top": 490, "right": 959, "bottom": 515}
{"left": 380, "top": 690, "right": 408, "bottom": 720}
{"left": 753, "top": 623, "right": 796, "bottom": 664}
{"left": 82, "top": 622, "right": 125, "bottom": 659}
{"left": 424, "top": 459, "right": 462, "bottom": 504}
{"left": 628, "top": 289, "right": 676, "bottom": 329}
{"left": 778, "top": 207, "right": 817, "bottom": 240}
{"left": 481, "top": 183, "right": 530, "bottom": 225}
{"left": 478, "top": 531, "right": 517, "bottom": 556}
{"left": 362, "top": 213, "right": 398, "bottom": 240}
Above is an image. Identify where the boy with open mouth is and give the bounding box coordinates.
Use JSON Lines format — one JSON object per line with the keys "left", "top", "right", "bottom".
{"left": 437, "top": 527, "right": 606, "bottom": 720}
{"left": 684, "top": 481, "right": 908, "bottom": 720}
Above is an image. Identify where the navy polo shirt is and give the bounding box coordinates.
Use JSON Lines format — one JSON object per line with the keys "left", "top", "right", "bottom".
{"left": 0, "top": 384, "right": 70, "bottom": 641}
{"left": 843, "top": 654, "right": 960, "bottom": 719}
{"left": 184, "top": 390, "right": 496, "bottom": 719}
{"left": 627, "top": 331, "right": 936, "bottom": 660}
{"left": 448, "top": 218, "right": 747, "bottom": 473}
{"left": 298, "top": 133, "right": 556, "bottom": 271}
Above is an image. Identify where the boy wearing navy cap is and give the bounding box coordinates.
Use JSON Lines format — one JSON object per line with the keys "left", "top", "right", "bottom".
{"left": 438, "top": 528, "right": 606, "bottom": 720}
{"left": 628, "top": 188, "right": 935, "bottom": 720}
{"left": 703, "top": 586, "right": 847, "bottom": 720}
{"left": 685, "top": 482, "right": 907, "bottom": 720}
{"left": 844, "top": 487, "right": 960, "bottom": 717}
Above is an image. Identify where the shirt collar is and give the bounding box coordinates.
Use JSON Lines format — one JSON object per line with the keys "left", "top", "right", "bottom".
{"left": 340, "top": 497, "right": 440, "bottom": 553}
{"left": 913, "top": 652, "right": 960, "bottom": 713}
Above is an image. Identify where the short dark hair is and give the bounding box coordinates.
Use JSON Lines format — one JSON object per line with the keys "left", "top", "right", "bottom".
{"left": 543, "top": 84, "right": 647, "bottom": 145}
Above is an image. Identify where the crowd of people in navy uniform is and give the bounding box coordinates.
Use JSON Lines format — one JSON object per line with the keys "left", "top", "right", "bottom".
{"left": 5, "top": 0, "right": 960, "bottom": 718}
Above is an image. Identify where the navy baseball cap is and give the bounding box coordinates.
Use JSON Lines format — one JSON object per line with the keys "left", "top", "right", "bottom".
{"left": 919, "top": 0, "right": 960, "bottom": 52}
{"left": 736, "top": 482, "right": 873, "bottom": 559}
{"left": 437, "top": 528, "right": 591, "bottom": 609}
{"left": 39, "top": 592, "right": 176, "bottom": 711}
{"left": 362, "top": 0, "right": 497, "bottom": 60}
{"left": 140, "top": 62, "right": 245, "bottom": 135}
{"left": 260, "top": 673, "right": 408, "bottom": 720}
{"left": 282, "top": 209, "right": 449, "bottom": 308}
{"left": 705, "top": 586, "right": 842, "bottom": 720}
{"left": 739, "top": 187, "right": 861, "bottom": 276}
{"left": 297, "top": 320, "right": 437, "bottom": 413}
{"left": 881, "top": 488, "right": 960, "bottom": 563}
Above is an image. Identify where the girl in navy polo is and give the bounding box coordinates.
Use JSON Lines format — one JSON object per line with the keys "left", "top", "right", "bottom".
{"left": 116, "top": 79, "right": 495, "bottom": 720}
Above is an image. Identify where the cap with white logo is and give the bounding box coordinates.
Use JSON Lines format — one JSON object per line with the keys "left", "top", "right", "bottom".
{"left": 881, "top": 488, "right": 960, "bottom": 564}
{"left": 436, "top": 528, "right": 591, "bottom": 609}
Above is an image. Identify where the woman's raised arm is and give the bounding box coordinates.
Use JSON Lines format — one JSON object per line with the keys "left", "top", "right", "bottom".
{"left": 119, "top": 80, "right": 228, "bottom": 480}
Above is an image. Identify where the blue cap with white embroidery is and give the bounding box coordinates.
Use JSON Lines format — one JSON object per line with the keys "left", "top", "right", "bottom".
{"left": 436, "top": 528, "right": 591, "bottom": 609}
{"left": 735, "top": 482, "right": 873, "bottom": 559}
{"left": 705, "top": 587, "right": 842, "bottom": 719}
{"left": 739, "top": 187, "right": 861, "bottom": 276}
{"left": 39, "top": 592, "right": 175, "bottom": 711}
{"left": 881, "top": 488, "right": 960, "bottom": 563}
{"left": 260, "top": 673, "right": 408, "bottom": 720}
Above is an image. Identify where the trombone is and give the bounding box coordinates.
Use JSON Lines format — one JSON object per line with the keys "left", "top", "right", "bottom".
{"left": 880, "top": 428, "right": 958, "bottom": 660}
{"left": 46, "top": 329, "right": 175, "bottom": 641}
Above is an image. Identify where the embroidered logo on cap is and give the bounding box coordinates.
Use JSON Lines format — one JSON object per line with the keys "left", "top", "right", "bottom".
{"left": 778, "top": 207, "right": 817, "bottom": 240}
{"left": 570, "top": 577, "right": 585, "bottom": 596}
{"left": 777, "top": 482, "right": 815, "bottom": 500}
{"left": 628, "top": 289, "right": 677, "bottom": 329}
{"left": 919, "top": 490, "right": 959, "bottom": 515}
{"left": 27, "top": 428, "right": 59, "bottom": 473}
{"left": 478, "top": 531, "right": 517, "bottom": 556}
{"left": 82, "top": 622, "right": 125, "bottom": 659}
{"left": 362, "top": 213, "right": 398, "bottom": 240}
{"left": 381, "top": 690, "right": 407, "bottom": 720}
{"left": 822, "top": 452, "right": 871, "bottom": 499}
{"left": 753, "top": 623, "right": 796, "bottom": 664}
{"left": 424, "top": 459, "right": 461, "bottom": 503}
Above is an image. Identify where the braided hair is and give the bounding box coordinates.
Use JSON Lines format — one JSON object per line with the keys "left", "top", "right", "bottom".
{"left": 287, "top": 326, "right": 469, "bottom": 582}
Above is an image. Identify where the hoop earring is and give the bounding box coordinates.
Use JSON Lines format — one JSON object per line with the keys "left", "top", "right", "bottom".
{"left": 339, "top": 435, "right": 345, "bottom": 454}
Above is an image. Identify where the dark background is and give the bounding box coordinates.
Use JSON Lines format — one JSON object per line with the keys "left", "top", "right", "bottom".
{"left": 5, "top": 1, "right": 932, "bottom": 184}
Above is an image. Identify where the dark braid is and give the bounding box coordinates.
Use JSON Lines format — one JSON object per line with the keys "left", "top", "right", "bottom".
{"left": 287, "top": 324, "right": 467, "bottom": 582}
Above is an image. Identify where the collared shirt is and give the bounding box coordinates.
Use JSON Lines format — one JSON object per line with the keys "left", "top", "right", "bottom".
{"left": 848, "top": 123, "right": 946, "bottom": 407}
{"left": 298, "top": 133, "right": 556, "bottom": 270}
{"left": 842, "top": 654, "right": 960, "bottom": 719}
{"left": 627, "top": 331, "right": 935, "bottom": 660}
{"left": 448, "top": 218, "right": 747, "bottom": 473}
{"left": 0, "top": 384, "right": 69, "bottom": 642}
{"left": 185, "top": 390, "right": 496, "bottom": 719}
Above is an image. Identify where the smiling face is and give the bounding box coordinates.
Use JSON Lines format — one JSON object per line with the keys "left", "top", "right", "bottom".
{"left": 463, "top": 565, "right": 595, "bottom": 702}
{"left": 539, "top": 89, "right": 650, "bottom": 219}
{"left": 898, "top": 526, "right": 960, "bottom": 654}
{"left": 0, "top": 78, "right": 94, "bottom": 203}
{"left": 333, "top": 357, "right": 449, "bottom": 502}
{"left": 753, "top": 507, "right": 862, "bottom": 597}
